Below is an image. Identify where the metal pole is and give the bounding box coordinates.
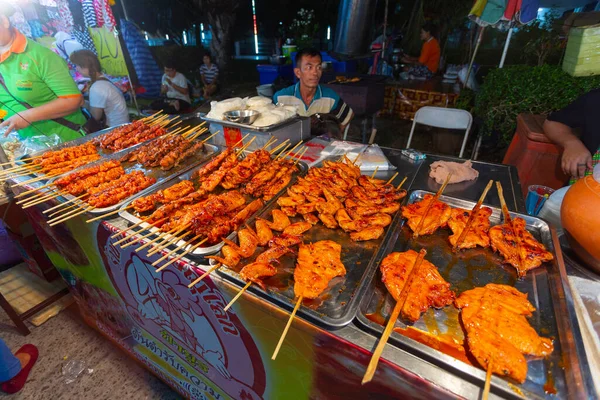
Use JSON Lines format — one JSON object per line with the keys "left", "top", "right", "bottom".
{"left": 120, "top": 0, "right": 130, "bottom": 21}
{"left": 464, "top": 26, "right": 484, "bottom": 88}
{"left": 382, "top": 0, "right": 389, "bottom": 60}
{"left": 499, "top": 26, "right": 513, "bottom": 68}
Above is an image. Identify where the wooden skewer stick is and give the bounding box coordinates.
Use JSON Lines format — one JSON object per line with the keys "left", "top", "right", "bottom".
{"left": 261, "top": 136, "right": 278, "bottom": 150}
{"left": 46, "top": 196, "right": 89, "bottom": 218}
{"left": 236, "top": 137, "right": 257, "bottom": 155}
{"left": 272, "top": 295, "right": 304, "bottom": 360}
{"left": 46, "top": 200, "right": 89, "bottom": 222}
{"left": 231, "top": 134, "right": 250, "bottom": 149}
{"left": 147, "top": 225, "right": 191, "bottom": 256}
{"left": 482, "top": 358, "right": 493, "bottom": 400}
{"left": 86, "top": 205, "right": 133, "bottom": 223}
{"left": 136, "top": 227, "right": 179, "bottom": 252}
{"left": 13, "top": 172, "right": 61, "bottom": 187}
{"left": 167, "top": 120, "right": 183, "bottom": 129}
{"left": 187, "top": 263, "right": 222, "bottom": 288}
{"left": 362, "top": 249, "right": 427, "bottom": 384}
{"left": 15, "top": 187, "right": 57, "bottom": 204}
{"left": 141, "top": 110, "right": 163, "bottom": 121}
{"left": 160, "top": 235, "right": 209, "bottom": 271}
{"left": 413, "top": 173, "right": 452, "bottom": 239}
{"left": 223, "top": 281, "right": 252, "bottom": 312}
{"left": 189, "top": 128, "right": 208, "bottom": 141}
{"left": 201, "top": 131, "right": 219, "bottom": 144}
{"left": 180, "top": 126, "right": 198, "bottom": 137}
{"left": 370, "top": 167, "right": 379, "bottom": 179}
{"left": 274, "top": 144, "right": 291, "bottom": 160}
{"left": 293, "top": 147, "right": 309, "bottom": 166}
{"left": 48, "top": 206, "right": 93, "bottom": 226}
{"left": 269, "top": 139, "right": 290, "bottom": 155}
{"left": 116, "top": 218, "right": 167, "bottom": 247}
{"left": 496, "top": 181, "right": 525, "bottom": 276}
{"left": 44, "top": 193, "right": 89, "bottom": 215}
{"left": 0, "top": 163, "right": 41, "bottom": 175}
{"left": 154, "top": 235, "right": 206, "bottom": 270}
{"left": 14, "top": 181, "right": 56, "bottom": 198}
{"left": 385, "top": 172, "right": 399, "bottom": 185}
{"left": 20, "top": 190, "right": 64, "bottom": 208}
{"left": 453, "top": 180, "right": 494, "bottom": 251}
{"left": 111, "top": 215, "right": 155, "bottom": 239}
{"left": 282, "top": 140, "right": 304, "bottom": 159}
{"left": 396, "top": 176, "right": 408, "bottom": 190}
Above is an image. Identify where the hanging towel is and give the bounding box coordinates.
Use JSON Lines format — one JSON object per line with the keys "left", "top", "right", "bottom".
{"left": 519, "top": 0, "right": 540, "bottom": 24}
{"left": 68, "top": 0, "right": 85, "bottom": 27}
{"left": 82, "top": 0, "right": 98, "bottom": 27}
{"left": 57, "top": 0, "right": 75, "bottom": 33}
{"left": 102, "top": 0, "right": 116, "bottom": 30}
{"left": 120, "top": 18, "right": 162, "bottom": 97}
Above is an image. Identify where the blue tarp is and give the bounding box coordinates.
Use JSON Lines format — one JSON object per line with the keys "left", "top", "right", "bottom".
{"left": 120, "top": 19, "right": 162, "bottom": 98}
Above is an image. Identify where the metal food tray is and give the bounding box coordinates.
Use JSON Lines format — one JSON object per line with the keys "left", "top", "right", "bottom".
{"left": 46, "top": 141, "right": 219, "bottom": 215}
{"left": 215, "top": 167, "right": 409, "bottom": 330}
{"left": 356, "top": 190, "right": 591, "bottom": 399}
{"left": 201, "top": 113, "right": 299, "bottom": 132}
{"left": 118, "top": 152, "right": 309, "bottom": 257}
{"left": 15, "top": 120, "right": 179, "bottom": 179}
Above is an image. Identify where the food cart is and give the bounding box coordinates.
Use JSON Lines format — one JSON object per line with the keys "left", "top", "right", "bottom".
{"left": 5, "top": 125, "right": 598, "bottom": 399}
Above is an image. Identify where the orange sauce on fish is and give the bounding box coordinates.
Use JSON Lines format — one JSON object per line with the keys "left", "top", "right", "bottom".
{"left": 393, "top": 326, "right": 472, "bottom": 365}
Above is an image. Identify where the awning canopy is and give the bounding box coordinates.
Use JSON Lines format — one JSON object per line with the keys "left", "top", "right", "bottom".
{"left": 539, "top": 0, "right": 596, "bottom": 7}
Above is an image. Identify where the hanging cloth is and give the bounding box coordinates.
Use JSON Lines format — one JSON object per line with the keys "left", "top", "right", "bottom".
{"left": 93, "top": 0, "right": 105, "bottom": 27}
{"left": 72, "top": 25, "right": 97, "bottom": 54}
{"left": 81, "top": 0, "right": 98, "bottom": 28}
{"left": 68, "top": 0, "right": 85, "bottom": 27}
{"left": 120, "top": 19, "right": 162, "bottom": 97}
{"left": 469, "top": 0, "right": 488, "bottom": 18}
{"left": 8, "top": 5, "right": 32, "bottom": 37}
{"left": 102, "top": 0, "right": 117, "bottom": 30}
{"left": 518, "top": 0, "right": 540, "bottom": 24}
{"left": 57, "top": 0, "right": 75, "bottom": 33}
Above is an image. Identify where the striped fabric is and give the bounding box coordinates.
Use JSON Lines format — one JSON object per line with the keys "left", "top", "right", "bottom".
{"left": 569, "top": 147, "right": 600, "bottom": 185}
{"left": 72, "top": 26, "right": 97, "bottom": 54}
{"left": 82, "top": 0, "right": 98, "bottom": 27}
{"left": 120, "top": 18, "right": 162, "bottom": 97}
{"left": 200, "top": 64, "right": 219, "bottom": 84}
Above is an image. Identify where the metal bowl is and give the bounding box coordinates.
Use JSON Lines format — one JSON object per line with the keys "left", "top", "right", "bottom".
{"left": 224, "top": 110, "right": 260, "bottom": 125}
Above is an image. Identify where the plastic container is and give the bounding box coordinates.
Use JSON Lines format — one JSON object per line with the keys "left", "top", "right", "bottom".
{"left": 538, "top": 186, "right": 569, "bottom": 235}
{"left": 256, "top": 65, "right": 279, "bottom": 85}
{"left": 256, "top": 84, "right": 274, "bottom": 97}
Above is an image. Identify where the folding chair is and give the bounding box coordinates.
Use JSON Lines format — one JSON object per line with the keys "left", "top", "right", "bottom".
{"left": 405, "top": 106, "right": 473, "bottom": 158}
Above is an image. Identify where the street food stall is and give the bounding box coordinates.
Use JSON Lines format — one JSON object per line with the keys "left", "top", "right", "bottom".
{"left": 2, "top": 116, "right": 598, "bottom": 400}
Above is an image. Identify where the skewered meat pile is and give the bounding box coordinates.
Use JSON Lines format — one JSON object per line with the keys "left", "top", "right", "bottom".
{"left": 401, "top": 194, "right": 452, "bottom": 236}
{"left": 32, "top": 143, "right": 101, "bottom": 176}
{"left": 489, "top": 218, "right": 554, "bottom": 277}
{"left": 447, "top": 207, "right": 493, "bottom": 249}
{"left": 93, "top": 120, "right": 167, "bottom": 151}
{"left": 122, "top": 134, "right": 205, "bottom": 171}
{"left": 275, "top": 159, "right": 406, "bottom": 241}
{"left": 455, "top": 284, "right": 554, "bottom": 383}
{"left": 129, "top": 147, "right": 302, "bottom": 249}
{"left": 380, "top": 250, "right": 455, "bottom": 322}
{"left": 54, "top": 161, "right": 156, "bottom": 209}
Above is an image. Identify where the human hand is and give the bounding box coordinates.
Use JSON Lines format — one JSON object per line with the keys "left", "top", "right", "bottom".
{"left": 562, "top": 139, "right": 592, "bottom": 178}
{"left": 165, "top": 78, "right": 172, "bottom": 86}
{"left": 1, "top": 113, "right": 31, "bottom": 137}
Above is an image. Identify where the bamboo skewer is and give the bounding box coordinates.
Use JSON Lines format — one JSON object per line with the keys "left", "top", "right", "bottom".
{"left": 86, "top": 205, "right": 133, "bottom": 223}
{"left": 273, "top": 144, "right": 291, "bottom": 160}
{"left": 231, "top": 134, "right": 250, "bottom": 149}
{"left": 154, "top": 236, "right": 206, "bottom": 270}
{"left": 14, "top": 182, "right": 56, "bottom": 198}
{"left": 272, "top": 295, "right": 304, "bottom": 360}
{"left": 261, "top": 137, "right": 278, "bottom": 150}
{"left": 370, "top": 167, "right": 379, "bottom": 179}
{"left": 413, "top": 173, "right": 452, "bottom": 239}
{"left": 189, "top": 128, "right": 208, "bottom": 141}
{"left": 283, "top": 141, "right": 304, "bottom": 158}
{"left": 496, "top": 181, "right": 524, "bottom": 275}
{"left": 136, "top": 227, "right": 179, "bottom": 252}
{"left": 48, "top": 206, "right": 93, "bottom": 226}
{"left": 118, "top": 220, "right": 168, "bottom": 248}
{"left": 453, "top": 180, "right": 494, "bottom": 251}
{"left": 20, "top": 190, "right": 64, "bottom": 208}
{"left": 385, "top": 172, "right": 399, "bottom": 185}
{"left": 141, "top": 110, "right": 163, "bottom": 121}
{"left": 482, "top": 358, "right": 493, "bottom": 400}
{"left": 293, "top": 147, "right": 309, "bottom": 166}
{"left": 187, "top": 263, "right": 221, "bottom": 288}
{"left": 236, "top": 137, "right": 257, "bottom": 155}
{"left": 268, "top": 139, "right": 290, "bottom": 155}
{"left": 396, "top": 176, "right": 408, "bottom": 190}
{"left": 200, "top": 131, "right": 219, "bottom": 144}
{"left": 15, "top": 188, "right": 56, "bottom": 204}
{"left": 146, "top": 225, "right": 191, "bottom": 256}
{"left": 13, "top": 171, "right": 63, "bottom": 187}
{"left": 362, "top": 249, "right": 427, "bottom": 384}
{"left": 223, "top": 281, "right": 252, "bottom": 312}
{"left": 44, "top": 193, "right": 89, "bottom": 215}
{"left": 111, "top": 216, "right": 156, "bottom": 239}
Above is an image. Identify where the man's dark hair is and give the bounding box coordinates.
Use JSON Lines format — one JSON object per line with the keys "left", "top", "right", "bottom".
{"left": 164, "top": 61, "right": 177, "bottom": 70}
{"left": 203, "top": 53, "right": 212, "bottom": 61}
{"left": 422, "top": 22, "right": 438, "bottom": 38}
{"left": 295, "top": 48, "right": 322, "bottom": 68}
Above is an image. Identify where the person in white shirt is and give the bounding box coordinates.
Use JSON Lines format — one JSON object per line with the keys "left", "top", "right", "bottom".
{"left": 152, "top": 63, "right": 191, "bottom": 114}
{"left": 69, "top": 50, "right": 129, "bottom": 130}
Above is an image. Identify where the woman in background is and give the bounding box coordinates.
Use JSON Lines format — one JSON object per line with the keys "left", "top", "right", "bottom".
{"left": 70, "top": 49, "right": 129, "bottom": 130}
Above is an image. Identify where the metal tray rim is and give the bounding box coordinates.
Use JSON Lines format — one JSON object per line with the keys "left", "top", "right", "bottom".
{"left": 202, "top": 114, "right": 300, "bottom": 132}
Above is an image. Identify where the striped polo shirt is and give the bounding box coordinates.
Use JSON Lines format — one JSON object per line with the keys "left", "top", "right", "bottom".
{"left": 273, "top": 83, "right": 354, "bottom": 126}
{"left": 200, "top": 64, "right": 219, "bottom": 84}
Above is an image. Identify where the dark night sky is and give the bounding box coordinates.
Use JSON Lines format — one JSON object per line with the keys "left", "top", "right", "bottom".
{"left": 121, "top": 0, "right": 341, "bottom": 40}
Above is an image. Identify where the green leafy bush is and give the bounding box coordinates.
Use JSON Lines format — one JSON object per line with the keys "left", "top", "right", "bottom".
{"left": 474, "top": 65, "right": 600, "bottom": 145}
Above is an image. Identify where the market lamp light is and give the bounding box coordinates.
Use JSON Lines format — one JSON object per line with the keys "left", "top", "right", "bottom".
{"left": 327, "top": 25, "right": 331, "bottom": 40}
{"left": 183, "top": 31, "right": 187, "bottom": 45}
{"left": 200, "top": 23, "right": 205, "bottom": 40}
{"left": 252, "top": 0, "right": 258, "bottom": 54}
{"left": 166, "top": 34, "right": 170, "bottom": 40}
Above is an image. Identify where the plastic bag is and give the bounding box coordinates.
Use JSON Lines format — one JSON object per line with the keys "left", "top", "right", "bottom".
{"left": 321, "top": 140, "right": 367, "bottom": 163}
{"left": 62, "top": 359, "right": 94, "bottom": 385}
{"left": 355, "top": 144, "right": 397, "bottom": 171}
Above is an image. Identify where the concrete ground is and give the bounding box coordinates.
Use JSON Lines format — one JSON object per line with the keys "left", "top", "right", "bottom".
{"left": 0, "top": 305, "right": 181, "bottom": 400}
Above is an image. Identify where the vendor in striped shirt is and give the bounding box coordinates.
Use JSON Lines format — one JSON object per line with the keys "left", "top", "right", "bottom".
{"left": 273, "top": 48, "right": 354, "bottom": 136}
{"left": 199, "top": 54, "right": 219, "bottom": 99}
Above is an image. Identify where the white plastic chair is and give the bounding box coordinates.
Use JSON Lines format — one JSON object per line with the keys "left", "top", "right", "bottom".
{"left": 405, "top": 106, "right": 473, "bottom": 158}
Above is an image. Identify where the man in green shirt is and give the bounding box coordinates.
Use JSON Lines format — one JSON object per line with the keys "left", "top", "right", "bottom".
{"left": 0, "top": 4, "right": 85, "bottom": 143}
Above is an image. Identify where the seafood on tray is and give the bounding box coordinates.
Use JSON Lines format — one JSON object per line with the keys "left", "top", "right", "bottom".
{"left": 379, "top": 250, "right": 455, "bottom": 322}
{"left": 455, "top": 283, "right": 554, "bottom": 383}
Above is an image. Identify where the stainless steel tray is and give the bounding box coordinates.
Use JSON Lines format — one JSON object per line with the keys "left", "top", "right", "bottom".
{"left": 118, "top": 152, "right": 309, "bottom": 257}
{"left": 46, "top": 142, "right": 219, "bottom": 215}
{"left": 215, "top": 167, "right": 408, "bottom": 330}
{"left": 356, "top": 190, "right": 590, "bottom": 399}
{"left": 202, "top": 113, "right": 299, "bottom": 132}
{"left": 16, "top": 120, "right": 179, "bottom": 179}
